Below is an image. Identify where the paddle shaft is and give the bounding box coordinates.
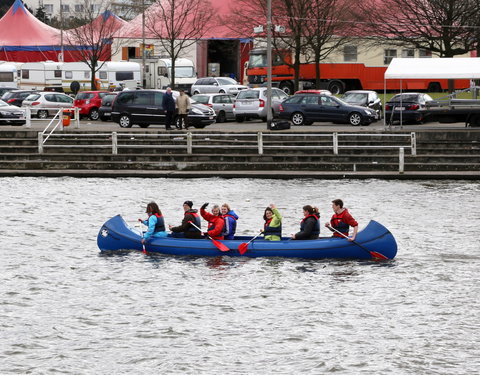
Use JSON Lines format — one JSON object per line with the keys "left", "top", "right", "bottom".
{"left": 245, "top": 230, "right": 264, "bottom": 245}
{"left": 188, "top": 221, "right": 229, "bottom": 252}
{"left": 238, "top": 231, "right": 264, "bottom": 255}
{"left": 328, "top": 225, "right": 388, "bottom": 260}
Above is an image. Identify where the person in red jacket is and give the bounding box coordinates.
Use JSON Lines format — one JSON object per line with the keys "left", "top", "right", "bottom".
{"left": 200, "top": 202, "right": 225, "bottom": 240}
{"left": 325, "top": 199, "right": 358, "bottom": 241}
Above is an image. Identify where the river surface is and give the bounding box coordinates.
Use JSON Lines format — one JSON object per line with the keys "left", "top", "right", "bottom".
{"left": 1, "top": 177, "right": 479, "bottom": 374}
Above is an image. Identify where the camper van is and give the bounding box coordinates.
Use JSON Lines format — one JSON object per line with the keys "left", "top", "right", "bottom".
{"left": 134, "top": 58, "right": 196, "bottom": 93}
{"left": 0, "top": 62, "right": 18, "bottom": 88}
{"left": 18, "top": 61, "right": 141, "bottom": 92}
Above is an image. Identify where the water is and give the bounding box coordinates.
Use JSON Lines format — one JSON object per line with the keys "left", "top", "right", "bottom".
{"left": 1, "top": 177, "right": 479, "bottom": 374}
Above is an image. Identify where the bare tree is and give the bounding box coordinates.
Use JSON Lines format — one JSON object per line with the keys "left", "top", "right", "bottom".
{"left": 145, "top": 0, "right": 216, "bottom": 90}
{"left": 65, "top": 1, "right": 124, "bottom": 89}
{"left": 355, "top": 0, "right": 478, "bottom": 58}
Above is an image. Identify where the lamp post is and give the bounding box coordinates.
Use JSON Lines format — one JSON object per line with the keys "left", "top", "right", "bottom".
{"left": 59, "top": 0, "right": 64, "bottom": 62}
{"left": 142, "top": 0, "right": 146, "bottom": 88}
{"left": 266, "top": 0, "right": 273, "bottom": 129}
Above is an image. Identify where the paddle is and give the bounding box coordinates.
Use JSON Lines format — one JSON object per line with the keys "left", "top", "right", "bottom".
{"left": 328, "top": 225, "right": 388, "bottom": 260}
{"left": 138, "top": 219, "right": 147, "bottom": 254}
{"left": 188, "top": 221, "right": 230, "bottom": 252}
{"left": 238, "top": 230, "right": 264, "bottom": 255}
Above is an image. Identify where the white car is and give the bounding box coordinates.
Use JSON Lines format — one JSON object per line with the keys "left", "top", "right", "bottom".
{"left": 22, "top": 92, "right": 74, "bottom": 118}
{"left": 190, "top": 93, "right": 236, "bottom": 123}
{"left": 190, "top": 77, "right": 248, "bottom": 95}
{"left": 233, "top": 87, "right": 289, "bottom": 122}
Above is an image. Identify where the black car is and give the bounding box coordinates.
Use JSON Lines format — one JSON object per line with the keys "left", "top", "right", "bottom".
{"left": 0, "top": 99, "right": 26, "bottom": 126}
{"left": 279, "top": 93, "right": 377, "bottom": 126}
{"left": 385, "top": 93, "right": 434, "bottom": 124}
{"left": 341, "top": 90, "right": 382, "bottom": 119}
{"left": 0, "top": 87, "right": 18, "bottom": 98}
{"left": 111, "top": 89, "right": 216, "bottom": 128}
{"left": 98, "top": 92, "right": 118, "bottom": 121}
{"left": 1, "top": 90, "right": 38, "bottom": 107}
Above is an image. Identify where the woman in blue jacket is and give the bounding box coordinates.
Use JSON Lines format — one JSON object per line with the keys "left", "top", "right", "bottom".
{"left": 221, "top": 203, "right": 239, "bottom": 240}
{"left": 139, "top": 202, "right": 168, "bottom": 243}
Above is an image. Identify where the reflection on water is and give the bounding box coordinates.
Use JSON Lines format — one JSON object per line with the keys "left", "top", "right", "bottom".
{"left": 1, "top": 177, "right": 479, "bottom": 374}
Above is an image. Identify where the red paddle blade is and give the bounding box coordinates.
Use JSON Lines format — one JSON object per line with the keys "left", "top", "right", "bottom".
{"left": 238, "top": 243, "right": 248, "bottom": 255}
{"left": 142, "top": 245, "right": 147, "bottom": 254}
{"left": 370, "top": 251, "right": 388, "bottom": 260}
{"left": 211, "top": 239, "right": 230, "bottom": 252}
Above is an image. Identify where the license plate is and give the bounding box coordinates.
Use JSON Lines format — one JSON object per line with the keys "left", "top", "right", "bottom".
{"left": 395, "top": 107, "right": 405, "bottom": 111}
{"left": 209, "top": 116, "right": 214, "bottom": 119}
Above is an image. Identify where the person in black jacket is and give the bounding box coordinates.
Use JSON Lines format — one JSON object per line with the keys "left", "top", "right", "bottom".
{"left": 162, "top": 87, "right": 176, "bottom": 130}
{"left": 291, "top": 205, "right": 320, "bottom": 240}
{"left": 169, "top": 200, "right": 202, "bottom": 239}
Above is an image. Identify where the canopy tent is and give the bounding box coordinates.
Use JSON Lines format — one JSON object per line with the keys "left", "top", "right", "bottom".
{"left": 385, "top": 58, "right": 480, "bottom": 79}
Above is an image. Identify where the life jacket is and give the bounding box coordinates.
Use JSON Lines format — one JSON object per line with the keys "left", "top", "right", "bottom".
{"left": 330, "top": 210, "right": 350, "bottom": 236}
{"left": 153, "top": 213, "right": 165, "bottom": 232}
{"left": 223, "top": 213, "right": 238, "bottom": 238}
{"left": 186, "top": 211, "right": 201, "bottom": 232}
{"left": 264, "top": 218, "right": 282, "bottom": 236}
{"left": 300, "top": 214, "right": 320, "bottom": 237}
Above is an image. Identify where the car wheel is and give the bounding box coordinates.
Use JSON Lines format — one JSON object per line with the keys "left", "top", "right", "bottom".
{"left": 118, "top": 114, "right": 132, "bottom": 128}
{"left": 139, "top": 124, "right": 150, "bottom": 128}
{"left": 37, "top": 110, "right": 48, "bottom": 119}
{"left": 348, "top": 112, "right": 362, "bottom": 126}
{"left": 219, "top": 89, "right": 226, "bottom": 93}
{"left": 328, "top": 80, "right": 344, "bottom": 95}
{"left": 236, "top": 115, "right": 245, "bottom": 123}
{"left": 279, "top": 81, "right": 294, "bottom": 95}
{"left": 217, "top": 111, "right": 226, "bottom": 123}
{"left": 193, "top": 90, "right": 200, "bottom": 95}
{"left": 89, "top": 108, "right": 99, "bottom": 121}
{"left": 291, "top": 112, "right": 305, "bottom": 126}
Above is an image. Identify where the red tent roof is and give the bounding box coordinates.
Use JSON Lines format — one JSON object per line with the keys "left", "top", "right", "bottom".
{"left": 69, "top": 10, "right": 127, "bottom": 38}
{"left": 0, "top": 0, "right": 61, "bottom": 46}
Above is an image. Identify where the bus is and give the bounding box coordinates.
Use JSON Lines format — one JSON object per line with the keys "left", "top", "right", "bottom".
{"left": 246, "top": 48, "right": 470, "bottom": 94}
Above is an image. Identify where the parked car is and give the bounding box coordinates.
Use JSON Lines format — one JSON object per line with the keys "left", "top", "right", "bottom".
{"left": 1, "top": 90, "right": 38, "bottom": 107}
{"left": 233, "top": 87, "right": 289, "bottom": 122}
{"left": 73, "top": 91, "right": 110, "bottom": 120}
{"left": 279, "top": 93, "right": 377, "bottom": 126}
{"left": 111, "top": 89, "right": 216, "bottom": 128}
{"left": 0, "top": 87, "right": 18, "bottom": 98}
{"left": 190, "top": 93, "right": 235, "bottom": 123}
{"left": 0, "top": 99, "right": 25, "bottom": 126}
{"left": 294, "top": 89, "right": 332, "bottom": 95}
{"left": 341, "top": 90, "right": 382, "bottom": 119}
{"left": 385, "top": 93, "right": 434, "bottom": 124}
{"left": 98, "top": 92, "right": 118, "bottom": 122}
{"left": 22, "top": 92, "right": 74, "bottom": 118}
{"left": 190, "top": 77, "right": 248, "bottom": 96}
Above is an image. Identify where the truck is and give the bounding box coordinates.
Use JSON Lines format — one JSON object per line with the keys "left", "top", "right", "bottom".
{"left": 246, "top": 48, "right": 471, "bottom": 95}
{"left": 18, "top": 61, "right": 141, "bottom": 92}
{"left": 132, "top": 57, "right": 196, "bottom": 93}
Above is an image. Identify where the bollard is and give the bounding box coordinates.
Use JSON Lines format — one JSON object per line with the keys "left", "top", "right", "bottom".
{"left": 257, "top": 132, "right": 263, "bottom": 155}
{"left": 112, "top": 132, "right": 118, "bottom": 154}
{"left": 187, "top": 132, "right": 193, "bottom": 154}
{"left": 410, "top": 132, "right": 417, "bottom": 156}
{"left": 74, "top": 107, "right": 80, "bottom": 128}
{"left": 399, "top": 147, "right": 404, "bottom": 173}
{"left": 25, "top": 107, "right": 31, "bottom": 128}
{"left": 38, "top": 132, "right": 43, "bottom": 154}
{"left": 333, "top": 132, "right": 338, "bottom": 155}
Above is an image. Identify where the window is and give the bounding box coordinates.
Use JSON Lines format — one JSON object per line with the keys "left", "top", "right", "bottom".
{"left": 117, "top": 92, "right": 135, "bottom": 105}
{"left": 303, "top": 96, "right": 319, "bottom": 105}
{"left": 419, "top": 49, "right": 432, "bottom": 58}
{"left": 343, "top": 45, "right": 357, "bottom": 62}
{"left": 0, "top": 72, "right": 14, "bottom": 82}
{"left": 75, "top": 4, "right": 84, "bottom": 12}
{"left": 320, "top": 96, "right": 337, "bottom": 106}
{"left": 402, "top": 49, "right": 414, "bottom": 58}
{"left": 384, "top": 49, "right": 397, "bottom": 65}
{"left": 22, "top": 70, "right": 29, "bottom": 79}
{"left": 99, "top": 71, "right": 107, "bottom": 80}
{"left": 153, "top": 92, "right": 163, "bottom": 106}
{"left": 45, "top": 94, "right": 56, "bottom": 102}
{"left": 133, "top": 92, "right": 152, "bottom": 105}
{"left": 54, "top": 70, "right": 62, "bottom": 78}
{"left": 44, "top": 4, "right": 53, "bottom": 13}
{"left": 90, "top": 4, "right": 99, "bottom": 12}
{"left": 56, "top": 95, "right": 72, "bottom": 103}
{"left": 61, "top": 4, "right": 69, "bottom": 12}
{"left": 116, "top": 71, "right": 134, "bottom": 81}
{"left": 84, "top": 71, "right": 90, "bottom": 79}
{"left": 158, "top": 67, "right": 168, "bottom": 77}
{"left": 65, "top": 71, "right": 72, "bottom": 79}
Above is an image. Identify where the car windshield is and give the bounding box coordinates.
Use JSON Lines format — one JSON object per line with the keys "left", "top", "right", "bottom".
{"left": 25, "top": 94, "right": 40, "bottom": 101}
{"left": 237, "top": 90, "right": 259, "bottom": 99}
{"left": 76, "top": 93, "right": 95, "bottom": 100}
{"left": 101, "top": 95, "right": 116, "bottom": 104}
{"left": 248, "top": 54, "right": 267, "bottom": 68}
{"left": 216, "top": 77, "right": 237, "bottom": 85}
{"left": 0, "top": 99, "right": 8, "bottom": 107}
{"left": 191, "top": 95, "right": 209, "bottom": 104}
{"left": 343, "top": 93, "right": 367, "bottom": 102}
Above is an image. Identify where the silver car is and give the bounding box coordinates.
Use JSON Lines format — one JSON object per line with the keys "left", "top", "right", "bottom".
{"left": 22, "top": 92, "right": 73, "bottom": 118}
{"left": 233, "top": 87, "right": 289, "bottom": 122}
{"left": 190, "top": 93, "right": 235, "bottom": 123}
{"left": 191, "top": 77, "right": 248, "bottom": 96}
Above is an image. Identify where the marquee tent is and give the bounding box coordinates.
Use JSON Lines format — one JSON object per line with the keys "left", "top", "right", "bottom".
{"left": 385, "top": 58, "right": 480, "bottom": 79}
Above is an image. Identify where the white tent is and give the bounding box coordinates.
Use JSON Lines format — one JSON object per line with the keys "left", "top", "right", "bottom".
{"left": 385, "top": 58, "right": 480, "bottom": 79}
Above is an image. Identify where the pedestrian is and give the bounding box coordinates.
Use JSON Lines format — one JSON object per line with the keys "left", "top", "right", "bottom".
{"left": 169, "top": 200, "right": 202, "bottom": 239}
{"left": 162, "top": 87, "right": 176, "bottom": 130}
{"left": 325, "top": 199, "right": 358, "bottom": 241}
{"left": 176, "top": 89, "right": 191, "bottom": 129}
{"left": 291, "top": 205, "right": 320, "bottom": 240}
{"left": 263, "top": 203, "right": 282, "bottom": 241}
{"left": 221, "top": 203, "right": 238, "bottom": 240}
{"left": 200, "top": 202, "right": 225, "bottom": 240}
{"left": 138, "top": 202, "right": 168, "bottom": 243}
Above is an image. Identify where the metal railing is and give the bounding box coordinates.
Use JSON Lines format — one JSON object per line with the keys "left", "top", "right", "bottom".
{"left": 25, "top": 106, "right": 80, "bottom": 129}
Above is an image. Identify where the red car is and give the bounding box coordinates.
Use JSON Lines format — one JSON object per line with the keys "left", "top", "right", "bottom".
{"left": 73, "top": 91, "right": 110, "bottom": 120}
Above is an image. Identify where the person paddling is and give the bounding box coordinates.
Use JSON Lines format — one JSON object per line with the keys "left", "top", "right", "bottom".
{"left": 139, "top": 202, "right": 168, "bottom": 243}
{"left": 263, "top": 203, "right": 282, "bottom": 241}
{"left": 169, "top": 200, "right": 202, "bottom": 239}
{"left": 200, "top": 203, "right": 225, "bottom": 240}
{"left": 325, "top": 199, "right": 358, "bottom": 241}
{"left": 291, "top": 205, "right": 320, "bottom": 240}
{"left": 221, "top": 203, "right": 238, "bottom": 240}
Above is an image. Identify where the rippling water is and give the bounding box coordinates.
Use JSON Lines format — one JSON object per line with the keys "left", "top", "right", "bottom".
{"left": 1, "top": 177, "right": 479, "bottom": 374}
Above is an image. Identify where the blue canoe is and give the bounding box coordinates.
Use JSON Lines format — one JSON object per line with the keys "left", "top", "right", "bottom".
{"left": 97, "top": 215, "right": 397, "bottom": 260}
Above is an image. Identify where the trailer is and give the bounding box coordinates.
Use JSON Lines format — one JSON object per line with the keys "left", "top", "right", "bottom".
{"left": 0, "top": 62, "right": 19, "bottom": 88}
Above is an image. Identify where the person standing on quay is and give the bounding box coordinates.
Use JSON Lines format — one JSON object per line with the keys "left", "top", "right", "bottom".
{"left": 176, "top": 89, "right": 191, "bottom": 129}
{"left": 325, "top": 199, "right": 358, "bottom": 241}
{"left": 162, "top": 87, "right": 176, "bottom": 130}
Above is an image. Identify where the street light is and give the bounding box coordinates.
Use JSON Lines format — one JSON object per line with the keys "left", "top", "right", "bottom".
{"left": 266, "top": 0, "right": 272, "bottom": 129}
{"left": 59, "top": 0, "right": 64, "bottom": 62}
